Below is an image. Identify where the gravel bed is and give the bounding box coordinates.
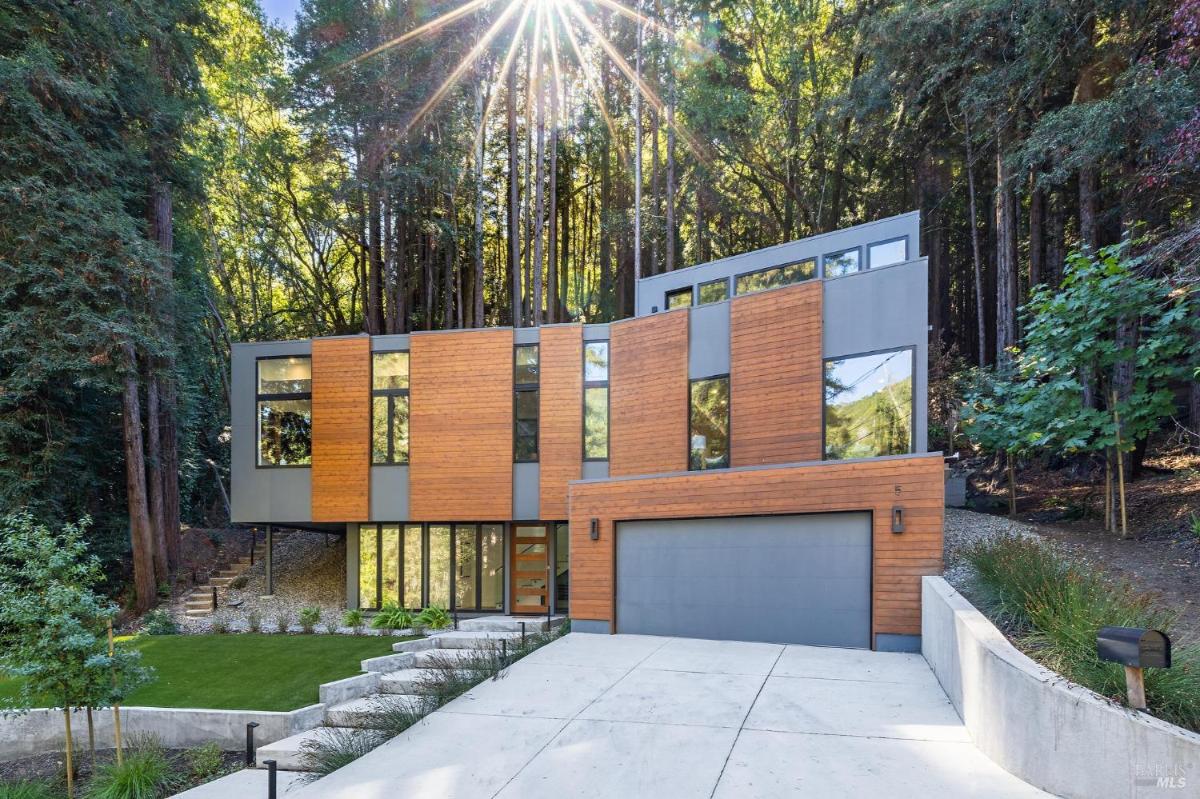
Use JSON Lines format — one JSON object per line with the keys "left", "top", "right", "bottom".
{"left": 943, "top": 507, "right": 1041, "bottom": 590}
{"left": 172, "top": 530, "right": 346, "bottom": 634}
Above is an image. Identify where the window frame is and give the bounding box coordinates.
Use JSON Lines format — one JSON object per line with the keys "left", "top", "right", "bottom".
{"left": 821, "top": 344, "right": 917, "bottom": 461}
{"left": 698, "top": 277, "right": 730, "bottom": 304}
{"left": 513, "top": 344, "right": 540, "bottom": 463}
{"left": 867, "top": 235, "right": 909, "bottom": 269}
{"left": 687, "top": 373, "right": 731, "bottom": 471}
{"left": 733, "top": 258, "right": 817, "bottom": 296}
{"left": 371, "top": 350, "right": 410, "bottom": 466}
{"left": 255, "top": 354, "right": 313, "bottom": 469}
{"left": 665, "top": 286, "right": 694, "bottom": 309}
{"left": 822, "top": 246, "right": 862, "bottom": 278}
{"left": 582, "top": 340, "right": 610, "bottom": 462}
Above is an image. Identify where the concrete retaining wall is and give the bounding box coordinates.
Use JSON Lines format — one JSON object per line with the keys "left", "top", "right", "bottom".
{"left": 0, "top": 704, "right": 325, "bottom": 762}
{"left": 922, "top": 576, "right": 1200, "bottom": 798}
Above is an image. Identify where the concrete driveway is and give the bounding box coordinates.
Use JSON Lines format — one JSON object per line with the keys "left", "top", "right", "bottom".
{"left": 291, "top": 633, "right": 1046, "bottom": 798}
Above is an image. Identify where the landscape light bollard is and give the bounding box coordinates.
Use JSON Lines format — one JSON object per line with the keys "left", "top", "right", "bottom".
{"left": 211, "top": 586, "right": 218, "bottom": 610}
{"left": 502, "top": 639, "right": 508, "bottom": 664}
{"left": 521, "top": 621, "right": 526, "bottom": 643}
{"left": 1097, "top": 626, "right": 1172, "bottom": 711}
{"left": 264, "top": 759, "right": 277, "bottom": 799}
{"left": 245, "top": 721, "right": 259, "bottom": 766}
{"left": 250, "top": 528, "right": 256, "bottom": 567}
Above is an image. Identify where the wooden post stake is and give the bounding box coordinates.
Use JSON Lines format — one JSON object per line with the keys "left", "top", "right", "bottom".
{"left": 1125, "top": 664, "right": 1147, "bottom": 711}
{"left": 108, "top": 620, "right": 123, "bottom": 765}
{"left": 63, "top": 704, "right": 74, "bottom": 798}
{"left": 1112, "top": 392, "right": 1128, "bottom": 538}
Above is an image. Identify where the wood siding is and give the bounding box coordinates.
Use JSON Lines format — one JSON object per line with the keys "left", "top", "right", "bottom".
{"left": 410, "top": 329, "right": 513, "bottom": 520}
{"left": 730, "top": 282, "right": 824, "bottom": 466}
{"left": 539, "top": 325, "right": 583, "bottom": 519}
{"left": 609, "top": 311, "right": 689, "bottom": 476}
{"left": 568, "top": 454, "right": 944, "bottom": 641}
{"left": 311, "top": 337, "right": 370, "bottom": 522}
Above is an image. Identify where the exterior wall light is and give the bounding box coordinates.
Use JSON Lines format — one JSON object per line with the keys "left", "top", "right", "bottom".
{"left": 891, "top": 506, "right": 905, "bottom": 534}
{"left": 590, "top": 518, "right": 600, "bottom": 540}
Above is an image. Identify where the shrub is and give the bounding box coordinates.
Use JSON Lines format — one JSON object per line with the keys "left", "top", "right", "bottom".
{"left": 230, "top": 574, "right": 249, "bottom": 590}
{"left": 371, "top": 603, "right": 411, "bottom": 635}
{"left": 966, "top": 534, "right": 1200, "bottom": 731}
{"left": 246, "top": 610, "right": 261, "bottom": 633}
{"left": 298, "top": 607, "right": 321, "bottom": 634}
{"left": 142, "top": 609, "right": 177, "bottom": 636}
{"left": 298, "top": 726, "right": 388, "bottom": 778}
{"left": 0, "top": 781, "right": 59, "bottom": 799}
{"left": 322, "top": 619, "right": 339, "bottom": 635}
{"left": 184, "top": 742, "right": 225, "bottom": 782}
{"left": 342, "top": 609, "right": 365, "bottom": 635}
{"left": 87, "top": 735, "right": 175, "bottom": 799}
{"left": 209, "top": 614, "right": 230, "bottom": 635}
{"left": 368, "top": 693, "right": 432, "bottom": 737}
{"left": 415, "top": 605, "right": 451, "bottom": 630}
{"left": 274, "top": 611, "right": 293, "bottom": 634}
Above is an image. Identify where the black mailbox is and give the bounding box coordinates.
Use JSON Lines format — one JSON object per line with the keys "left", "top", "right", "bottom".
{"left": 1097, "top": 626, "right": 1171, "bottom": 669}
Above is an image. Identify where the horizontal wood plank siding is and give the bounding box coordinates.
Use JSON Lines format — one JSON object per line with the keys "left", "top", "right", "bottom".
{"left": 731, "top": 282, "right": 823, "bottom": 466}
{"left": 539, "top": 325, "right": 583, "bottom": 520}
{"left": 410, "top": 329, "right": 513, "bottom": 520}
{"left": 609, "top": 311, "right": 688, "bottom": 476}
{"left": 568, "top": 454, "right": 944, "bottom": 640}
{"left": 311, "top": 337, "right": 370, "bottom": 522}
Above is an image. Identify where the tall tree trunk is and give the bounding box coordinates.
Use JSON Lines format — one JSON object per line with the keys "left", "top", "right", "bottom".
{"left": 507, "top": 55, "right": 521, "bottom": 328}
{"left": 1029, "top": 179, "right": 1045, "bottom": 290}
{"left": 664, "top": 3, "right": 677, "bottom": 273}
{"left": 473, "top": 84, "right": 485, "bottom": 328}
{"left": 633, "top": 0, "right": 644, "bottom": 281}
{"left": 964, "top": 120, "right": 987, "bottom": 367}
{"left": 122, "top": 344, "right": 156, "bottom": 614}
{"left": 650, "top": 107, "right": 661, "bottom": 275}
{"left": 148, "top": 178, "right": 179, "bottom": 572}
{"left": 533, "top": 50, "right": 545, "bottom": 327}
{"left": 367, "top": 181, "right": 384, "bottom": 333}
{"left": 144, "top": 374, "right": 169, "bottom": 583}
{"left": 994, "top": 138, "right": 1018, "bottom": 366}
{"left": 599, "top": 114, "right": 613, "bottom": 315}
{"left": 1044, "top": 190, "right": 1065, "bottom": 286}
{"left": 548, "top": 76, "right": 560, "bottom": 324}
{"left": 1191, "top": 299, "right": 1200, "bottom": 452}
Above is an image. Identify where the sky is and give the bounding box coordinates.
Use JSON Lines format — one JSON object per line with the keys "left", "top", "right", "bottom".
{"left": 259, "top": 0, "right": 301, "bottom": 28}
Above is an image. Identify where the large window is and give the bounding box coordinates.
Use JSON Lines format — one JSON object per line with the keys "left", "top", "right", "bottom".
{"left": 358, "top": 523, "right": 503, "bottom": 611}
{"left": 583, "top": 341, "right": 609, "bottom": 460}
{"left": 698, "top": 278, "right": 729, "bottom": 304}
{"left": 734, "top": 259, "right": 815, "bottom": 295}
{"left": 823, "top": 348, "right": 914, "bottom": 460}
{"left": 256, "top": 356, "right": 312, "bottom": 466}
{"left": 689, "top": 376, "right": 730, "bottom": 470}
{"left": 665, "top": 286, "right": 693, "bottom": 309}
{"left": 823, "top": 247, "right": 860, "bottom": 277}
{"left": 514, "top": 344, "right": 539, "bottom": 462}
{"left": 372, "top": 352, "right": 409, "bottom": 464}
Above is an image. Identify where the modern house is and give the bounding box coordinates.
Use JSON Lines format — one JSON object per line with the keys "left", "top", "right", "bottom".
{"left": 230, "top": 210, "right": 943, "bottom": 652}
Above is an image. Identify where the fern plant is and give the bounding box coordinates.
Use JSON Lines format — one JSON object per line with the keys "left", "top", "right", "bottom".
{"left": 371, "top": 603, "right": 411, "bottom": 634}
{"left": 416, "top": 605, "right": 451, "bottom": 630}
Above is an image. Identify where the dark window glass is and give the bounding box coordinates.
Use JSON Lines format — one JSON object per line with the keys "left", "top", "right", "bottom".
{"left": 824, "top": 349, "right": 913, "bottom": 459}
{"left": 734, "top": 259, "right": 816, "bottom": 295}
{"left": 868, "top": 238, "right": 907, "bottom": 268}
{"left": 698, "top": 279, "right": 729, "bottom": 304}
{"left": 515, "top": 344, "right": 539, "bottom": 385}
{"left": 584, "top": 342, "right": 609, "bottom": 382}
{"left": 584, "top": 387, "right": 609, "bottom": 459}
{"left": 555, "top": 523, "right": 569, "bottom": 614}
{"left": 689, "top": 376, "right": 730, "bottom": 470}
{"left": 257, "top": 356, "right": 312, "bottom": 466}
{"left": 454, "top": 524, "right": 477, "bottom": 610}
{"left": 428, "top": 525, "right": 451, "bottom": 608}
{"left": 403, "top": 524, "right": 423, "bottom": 609}
{"left": 381, "top": 524, "right": 400, "bottom": 606}
{"left": 372, "top": 352, "right": 409, "bottom": 464}
{"left": 823, "top": 248, "right": 860, "bottom": 277}
{"left": 666, "top": 287, "right": 693, "bottom": 309}
{"left": 358, "top": 525, "right": 378, "bottom": 610}
{"left": 480, "top": 524, "right": 504, "bottom": 610}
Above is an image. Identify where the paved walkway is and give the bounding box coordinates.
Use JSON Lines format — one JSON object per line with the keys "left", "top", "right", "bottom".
{"left": 290, "top": 633, "right": 1047, "bottom": 798}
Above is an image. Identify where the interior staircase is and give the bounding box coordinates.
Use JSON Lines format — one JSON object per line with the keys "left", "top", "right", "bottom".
{"left": 255, "top": 616, "right": 564, "bottom": 770}
{"left": 183, "top": 532, "right": 282, "bottom": 616}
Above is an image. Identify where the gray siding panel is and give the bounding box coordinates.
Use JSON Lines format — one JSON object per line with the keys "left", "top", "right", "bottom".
{"left": 513, "top": 462, "right": 539, "bottom": 519}
{"left": 370, "top": 466, "right": 410, "bottom": 520}
{"left": 616, "top": 513, "right": 871, "bottom": 647}
{"left": 688, "top": 301, "right": 730, "bottom": 379}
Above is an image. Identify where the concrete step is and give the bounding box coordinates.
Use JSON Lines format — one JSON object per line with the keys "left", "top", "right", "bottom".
{"left": 209, "top": 577, "right": 234, "bottom": 587}
{"left": 184, "top": 609, "right": 212, "bottom": 617}
{"left": 411, "top": 647, "right": 490, "bottom": 668}
{"left": 430, "top": 630, "right": 523, "bottom": 649}
{"left": 392, "top": 637, "right": 438, "bottom": 654}
{"left": 167, "top": 766, "right": 307, "bottom": 798}
{"left": 255, "top": 726, "right": 381, "bottom": 771}
{"left": 456, "top": 615, "right": 565, "bottom": 633}
{"left": 378, "top": 668, "right": 441, "bottom": 695}
{"left": 324, "top": 695, "right": 427, "bottom": 728}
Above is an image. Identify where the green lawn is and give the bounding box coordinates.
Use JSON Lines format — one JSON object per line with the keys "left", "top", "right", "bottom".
{"left": 0, "top": 634, "right": 413, "bottom": 712}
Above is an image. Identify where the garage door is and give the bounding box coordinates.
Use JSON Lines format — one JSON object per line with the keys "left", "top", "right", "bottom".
{"left": 615, "top": 513, "right": 871, "bottom": 648}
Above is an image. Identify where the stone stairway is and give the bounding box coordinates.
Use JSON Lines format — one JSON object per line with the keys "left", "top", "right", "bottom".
{"left": 183, "top": 533, "right": 286, "bottom": 616}
{"left": 255, "top": 616, "right": 564, "bottom": 771}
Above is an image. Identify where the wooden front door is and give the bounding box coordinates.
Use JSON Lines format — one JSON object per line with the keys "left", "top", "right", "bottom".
{"left": 510, "top": 523, "right": 550, "bottom": 614}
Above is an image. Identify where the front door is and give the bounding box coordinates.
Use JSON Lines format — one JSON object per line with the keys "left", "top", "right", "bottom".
{"left": 510, "top": 523, "right": 550, "bottom": 614}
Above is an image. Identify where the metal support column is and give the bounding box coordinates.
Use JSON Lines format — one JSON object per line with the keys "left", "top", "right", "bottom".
{"left": 265, "top": 525, "right": 274, "bottom": 596}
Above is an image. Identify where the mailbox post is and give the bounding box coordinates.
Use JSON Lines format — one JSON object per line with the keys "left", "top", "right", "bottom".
{"left": 1097, "top": 626, "right": 1171, "bottom": 712}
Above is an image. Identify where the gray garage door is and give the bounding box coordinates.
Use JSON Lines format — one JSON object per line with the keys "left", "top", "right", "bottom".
{"left": 615, "top": 513, "right": 871, "bottom": 648}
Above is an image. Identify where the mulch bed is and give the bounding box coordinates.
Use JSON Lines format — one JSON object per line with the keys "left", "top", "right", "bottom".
{"left": 0, "top": 747, "right": 243, "bottom": 794}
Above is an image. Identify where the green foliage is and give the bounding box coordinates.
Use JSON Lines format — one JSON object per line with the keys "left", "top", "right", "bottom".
{"left": 141, "top": 610, "right": 177, "bottom": 636}
{"left": 966, "top": 535, "right": 1200, "bottom": 731}
{"left": 273, "top": 611, "right": 293, "bottom": 634}
{"left": 0, "top": 781, "right": 59, "bottom": 799}
{"left": 298, "top": 607, "right": 321, "bottom": 634}
{"left": 963, "top": 244, "right": 1199, "bottom": 459}
{"left": 370, "top": 603, "right": 411, "bottom": 633}
{"left": 1190, "top": 514, "right": 1200, "bottom": 540}
{"left": 298, "top": 727, "right": 389, "bottom": 778}
{"left": 209, "top": 614, "right": 231, "bottom": 635}
{"left": 0, "top": 512, "right": 151, "bottom": 713}
{"left": 342, "top": 609, "right": 365, "bottom": 635}
{"left": 415, "top": 606, "right": 451, "bottom": 631}
{"left": 86, "top": 736, "right": 175, "bottom": 799}
{"left": 184, "top": 741, "right": 225, "bottom": 782}
{"left": 246, "top": 611, "right": 262, "bottom": 633}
